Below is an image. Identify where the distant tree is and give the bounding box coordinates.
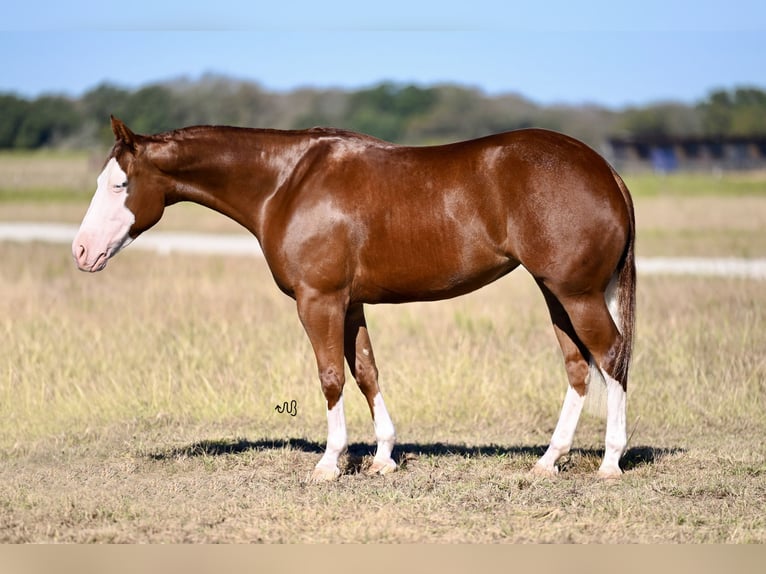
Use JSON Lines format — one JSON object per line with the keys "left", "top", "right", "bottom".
{"left": 698, "top": 87, "right": 766, "bottom": 136}
{"left": 2, "top": 78, "right": 764, "bottom": 150}
{"left": 699, "top": 89, "right": 733, "bottom": 135}
{"left": 81, "top": 83, "right": 132, "bottom": 120}
{"left": 119, "top": 85, "right": 183, "bottom": 134}
{"left": 0, "top": 94, "right": 30, "bottom": 148}
{"left": 225, "top": 82, "right": 280, "bottom": 127}
{"left": 13, "top": 96, "right": 81, "bottom": 148}
{"left": 345, "top": 82, "right": 438, "bottom": 141}
{"left": 482, "top": 93, "right": 542, "bottom": 134}
{"left": 408, "top": 87, "right": 557, "bottom": 143}
{"left": 729, "top": 87, "right": 766, "bottom": 135}
{"left": 80, "top": 83, "right": 132, "bottom": 144}
{"left": 167, "top": 76, "right": 268, "bottom": 127}
{"left": 618, "top": 103, "right": 701, "bottom": 138}
{"left": 289, "top": 89, "right": 349, "bottom": 130}
{"left": 540, "top": 104, "right": 620, "bottom": 148}
{"left": 405, "top": 85, "right": 481, "bottom": 142}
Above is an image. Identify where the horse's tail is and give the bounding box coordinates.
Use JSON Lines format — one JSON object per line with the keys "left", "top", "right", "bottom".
{"left": 585, "top": 167, "right": 636, "bottom": 416}
{"left": 609, "top": 167, "right": 636, "bottom": 390}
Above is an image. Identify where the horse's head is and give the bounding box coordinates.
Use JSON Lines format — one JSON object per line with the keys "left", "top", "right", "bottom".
{"left": 72, "top": 117, "right": 167, "bottom": 272}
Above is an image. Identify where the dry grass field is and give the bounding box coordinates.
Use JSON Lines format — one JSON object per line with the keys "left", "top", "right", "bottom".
{"left": 0, "top": 151, "right": 764, "bottom": 543}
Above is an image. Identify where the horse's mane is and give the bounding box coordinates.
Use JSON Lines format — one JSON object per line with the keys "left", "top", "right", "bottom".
{"left": 143, "top": 124, "right": 388, "bottom": 146}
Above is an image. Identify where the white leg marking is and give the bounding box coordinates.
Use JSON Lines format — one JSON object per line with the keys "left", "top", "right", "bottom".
{"left": 598, "top": 371, "right": 627, "bottom": 478}
{"left": 311, "top": 396, "right": 347, "bottom": 481}
{"left": 368, "top": 392, "right": 397, "bottom": 474}
{"left": 533, "top": 384, "right": 586, "bottom": 475}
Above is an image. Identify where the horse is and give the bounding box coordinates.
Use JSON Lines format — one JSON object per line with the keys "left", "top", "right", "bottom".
{"left": 73, "top": 116, "right": 636, "bottom": 481}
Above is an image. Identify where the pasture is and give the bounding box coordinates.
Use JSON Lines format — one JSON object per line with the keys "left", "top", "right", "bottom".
{"left": 0, "top": 151, "right": 765, "bottom": 542}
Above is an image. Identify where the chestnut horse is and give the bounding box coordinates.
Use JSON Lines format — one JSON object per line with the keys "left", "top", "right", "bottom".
{"left": 73, "top": 117, "right": 635, "bottom": 481}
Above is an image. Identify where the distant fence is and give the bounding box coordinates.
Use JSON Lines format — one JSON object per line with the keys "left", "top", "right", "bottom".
{"left": 605, "top": 135, "right": 766, "bottom": 173}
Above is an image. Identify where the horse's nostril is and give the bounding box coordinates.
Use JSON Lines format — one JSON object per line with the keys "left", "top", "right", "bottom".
{"left": 75, "top": 244, "right": 93, "bottom": 269}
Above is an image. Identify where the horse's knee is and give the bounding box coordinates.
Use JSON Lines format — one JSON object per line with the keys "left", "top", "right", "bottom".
{"left": 564, "top": 356, "right": 589, "bottom": 395}
{"left": 319, "top": 366, "right": 344, "bottom": 407}
{"left": 355, "top": 360, "right": 378, "bottom": 391}
{"left": 565, "top": 300, "right": 623, "bottom": 383}
{"left": 597, "top": 337, "right": 624, "bottom": 382}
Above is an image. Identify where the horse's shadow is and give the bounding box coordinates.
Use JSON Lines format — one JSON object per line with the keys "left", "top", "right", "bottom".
{"left": 148, "top": 437, "right": 683, "bottom": 474}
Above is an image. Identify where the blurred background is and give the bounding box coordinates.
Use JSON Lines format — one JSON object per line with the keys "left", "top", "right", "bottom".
{"left": 1, "top": 1, "right": 765, "bottom": 173}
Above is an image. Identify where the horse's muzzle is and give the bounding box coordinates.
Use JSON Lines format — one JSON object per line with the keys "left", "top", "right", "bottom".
{"left": 73, "top": 242, "right": 108, "bottom": 272}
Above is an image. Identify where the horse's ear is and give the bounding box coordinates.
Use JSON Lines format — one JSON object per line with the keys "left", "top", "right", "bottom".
{"left": 110, "top": 115, "right": 137, "bottom": 149}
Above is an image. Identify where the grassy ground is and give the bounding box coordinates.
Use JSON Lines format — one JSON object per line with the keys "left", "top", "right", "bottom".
{"left": 0, "top": 153, "right": 764, "bottom": 542}
{"left": 0, "top": 245, "right": 764, "bottom": 542}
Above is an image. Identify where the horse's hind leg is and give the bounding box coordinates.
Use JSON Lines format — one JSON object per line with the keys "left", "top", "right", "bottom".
{"left": 534, "top": 281, "right": 627, "bottom": 478}
{"left": 344, "top": 304, "right": 397, "bottom": 475}
{"left": 532, "top": 282, "right": 590, "bottom": 475}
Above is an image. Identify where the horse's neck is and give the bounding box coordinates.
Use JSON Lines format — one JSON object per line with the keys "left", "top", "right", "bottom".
{"left": 152, "top": 128, "right": 309, "bottom": 236}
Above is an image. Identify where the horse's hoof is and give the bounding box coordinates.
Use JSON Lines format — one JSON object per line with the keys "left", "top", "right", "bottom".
{"left": 529, "top": 463, "right": 558, "bottom": 477}
{"left": 367, "top": 458, "right": 397, "bottom": 476}
{"left": 309, "top": 465, "right": 341, "bottom": 482}
{"left": 597, "top": 465, "right": 623, "bottom": 480}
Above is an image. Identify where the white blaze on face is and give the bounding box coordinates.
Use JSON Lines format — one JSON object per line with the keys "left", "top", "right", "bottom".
{"left": 72, "top": 158, "right": 136, "bottom": 272}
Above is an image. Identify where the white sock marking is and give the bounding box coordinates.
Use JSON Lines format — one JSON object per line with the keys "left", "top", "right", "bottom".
{"left": 371, "top": 392, "right": 396, "bottom": 463}
{"left": 599, "top": 370, "right": 627, "bottom": 476}
{"left": 536, "top": 384, "right": 586, "bottom": 472}
{"left": 315, "top": 396, "right": 347, "bottom": 474}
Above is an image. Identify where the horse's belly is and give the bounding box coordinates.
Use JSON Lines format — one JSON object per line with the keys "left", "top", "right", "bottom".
{"left": 356, "top": 246, "right": 518, "bottom": 304}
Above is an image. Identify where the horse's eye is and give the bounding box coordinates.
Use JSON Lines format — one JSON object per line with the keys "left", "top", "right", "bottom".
{"left": 112, "top": 181, "right": 128, "bottom": 192}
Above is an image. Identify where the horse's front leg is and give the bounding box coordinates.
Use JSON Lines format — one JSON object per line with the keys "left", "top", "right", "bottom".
{"left": 297, "top": 289, "right": 349, "bottom": 482}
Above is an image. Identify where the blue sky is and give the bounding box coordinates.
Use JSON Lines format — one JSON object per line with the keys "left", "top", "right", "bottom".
{"left": 2, "top": 1, "right": 764, "bottom": 108}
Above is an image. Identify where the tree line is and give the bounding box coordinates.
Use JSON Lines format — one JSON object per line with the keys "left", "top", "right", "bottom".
{"left": 1, "top": 75, "right": 765, "bottom": 150}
